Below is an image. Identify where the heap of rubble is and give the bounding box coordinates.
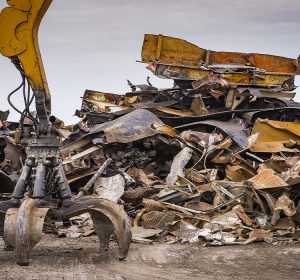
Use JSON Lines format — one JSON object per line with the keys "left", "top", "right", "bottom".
{"left": 1, "top": 34, "right": 300, "bottom": 245}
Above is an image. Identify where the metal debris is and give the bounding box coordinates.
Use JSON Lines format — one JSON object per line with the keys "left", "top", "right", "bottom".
{"left": 1, "top": 34, "right": 300, "bottom": 248}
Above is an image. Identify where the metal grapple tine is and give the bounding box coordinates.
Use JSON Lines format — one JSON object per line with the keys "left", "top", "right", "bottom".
{"left": 3, "top": 199, "right": 49, "bottom": 266}
{"left": 62, "top": 197, "right": 132, "bottom": 260}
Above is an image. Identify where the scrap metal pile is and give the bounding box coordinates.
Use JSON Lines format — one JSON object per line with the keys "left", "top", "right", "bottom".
{"left": 2, "top": 34, "right": 300, "bottom": 245}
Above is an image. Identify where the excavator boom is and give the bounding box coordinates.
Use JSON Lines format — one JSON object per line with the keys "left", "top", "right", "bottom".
{"left": 0, "top": 0, "right": 132, "bottom": 266}
{"left": 0, "top": 0, "right": 52, "bottom": 131}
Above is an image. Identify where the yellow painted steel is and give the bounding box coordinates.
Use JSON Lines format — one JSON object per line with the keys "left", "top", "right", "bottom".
{"left": 250, "top": 119, "right": 300, "bottom": 153}
{"left": 0, "top": 0, "right": 52, "bottom": 102}
{"left": 249, "top": 142, "right": 299, "bottom": 153}
{"left": 142, "top": 34, "right": 300, "bottom": 75}
{"left": 252, "top": 119, "right": 300, "bottom": 142}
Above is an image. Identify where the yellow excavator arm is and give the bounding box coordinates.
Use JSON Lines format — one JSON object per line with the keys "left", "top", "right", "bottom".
{"left": 0, "top": 1, "right": 132, "bottom": 268}
{"left": 0, "top": 0, "right": 52, "bottom": 132}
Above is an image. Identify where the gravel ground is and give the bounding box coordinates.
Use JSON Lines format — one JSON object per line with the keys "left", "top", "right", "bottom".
{"left": 0, "top": 235, "right": 299, "bottom": 280}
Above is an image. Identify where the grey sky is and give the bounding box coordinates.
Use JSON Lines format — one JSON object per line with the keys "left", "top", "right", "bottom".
{"left": 0, "top": 0, "right": 299, "bottom": 124}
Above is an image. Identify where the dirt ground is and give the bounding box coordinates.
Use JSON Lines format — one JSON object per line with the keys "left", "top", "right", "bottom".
{"left": 0, "top": 235, "right": 299, "bottom": 280}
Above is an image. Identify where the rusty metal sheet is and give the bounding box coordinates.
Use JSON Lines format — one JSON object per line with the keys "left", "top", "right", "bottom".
{"left": 1, "top": 136, "right": 22, "bottom": 172}
{"left": 83, "top": 89, "right": 124, "bottom": 104}
{"left": 148, "top": 62, "right": 294, "bottom": 87}
{"left": 132, "top": 100, "right": 177, "bottom": 109}
{"left": 248, "top": 88, "right": 296, "bottom": 99}
{"left": 192, "top": 75, "right": 232, "bottom": 94}
{"left": 141, "top": 34, "right": 300, "bottom": 74}
{"left": 62, "top": 109, "right": 164, "bottom": 151}
{"left": 261, "top": 156, "right": 299, "bottom": 174}
{"left": 180, "top": 130, "right": 223, "bottom": 148}
{"left": 248, "top": 169, "right": 289, "bottom": 189}
{"left": 141, "top": 211, "right": 179, "bottom": 229}
{"left": 62, "top": 146, "right": 100, "bottom": 165}
{"left": 156, "top": 107, "right": 194, "bottom": 116}
{"left": 102, "top": 109, "right": 163, "bottom": 143}
{"left": 226, "top": 165, "right": 254, "bottom": 182}
{"left": 176, "top": 119, "right": 249, "bottom": 148}
{"left": 271, "top": 194, "right": 296, "bottom": 225}
{"left": 94, "top": 174, "right": 125, "bottom": 203}
{"left": 66, "top": 170, "right": 96, "bottom": 184}
{"left": 81, "top": 89, "right": 127, "bottom": 113}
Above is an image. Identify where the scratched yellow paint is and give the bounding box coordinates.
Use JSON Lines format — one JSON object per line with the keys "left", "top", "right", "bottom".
{"left": 0, "top": 0, "right": 52, "bottom": 101}
{"left": 250, "top": 119, "right": 300, "bottom": 153}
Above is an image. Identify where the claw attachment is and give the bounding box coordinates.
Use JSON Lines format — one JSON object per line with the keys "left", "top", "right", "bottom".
{"left": 0, "top": 0, "right": 132, "bottom": 266}
{"left": 61, "top": 197, "right": 132, "bottom": 260}
{"left": 3, "top": 198, "right": 49, "bottom": 266}
{"left": 0, "top": 196, "right": 132, "bottom": 265}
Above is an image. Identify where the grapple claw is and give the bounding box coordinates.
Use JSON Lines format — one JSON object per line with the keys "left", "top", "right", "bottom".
{"left": 91, "top": 217, "right": 114, "bottom": 251}
{"left": 61, "top": 197, "right": 132, "bottom": 260}
{"left": 3, "top": 198, "right": 50, "bottom": 265}
{"left": 0, "top": 199, "right": 21, "bottom": 250}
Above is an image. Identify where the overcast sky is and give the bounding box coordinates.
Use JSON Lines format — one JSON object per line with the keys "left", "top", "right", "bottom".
{"left": 0, "top": 0, "right": 299, "bottom": 124}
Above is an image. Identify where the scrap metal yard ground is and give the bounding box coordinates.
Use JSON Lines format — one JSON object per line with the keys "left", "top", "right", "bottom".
{"left": 0, "top": 235, "right": 299, "bottom": 280}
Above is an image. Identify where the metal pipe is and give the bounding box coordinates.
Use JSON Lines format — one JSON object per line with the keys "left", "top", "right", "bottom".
{"left": 56, "top": 163, "right": 72, "bottom": 200}
{"left": 75, "top": 158, "right": 113, "bottom": 199}
{"left": 12, "top": 165, "right": 31, "bottom": 199}
{"left": 32, "top": 160, "right": 46, "bottom": 199}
